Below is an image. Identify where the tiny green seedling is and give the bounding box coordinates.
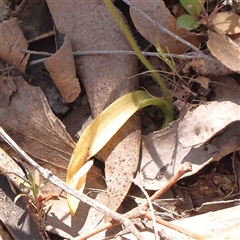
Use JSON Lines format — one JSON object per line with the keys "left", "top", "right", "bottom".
{"left": 22, "top": 170, "right": 46, "bottom": 199}
{"left": 14, "top": 170, "right": 54, "bottom": 233}
{"left": 155, "top": 43, "right": 177, "bottom": 83}
{"left": 177, "top": 0, "right": 205, "bottom": 30}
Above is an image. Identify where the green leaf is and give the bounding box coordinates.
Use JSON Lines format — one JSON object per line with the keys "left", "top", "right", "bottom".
{"left": 177, "top": 15, "right": 199, "bottom": 30}
{"left": 27, "top": 172, "right": 34, "bottom": 185}
{"left": 66, "top": 90, "right": 165, "bottom": 214}
{"left": 180, "top": 0, "right": 205, "bottom": 17}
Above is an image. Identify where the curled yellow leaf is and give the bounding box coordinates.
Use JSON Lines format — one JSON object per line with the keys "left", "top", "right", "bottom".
{"left": 67, "top": 90, "right": 164, "bottom": 214}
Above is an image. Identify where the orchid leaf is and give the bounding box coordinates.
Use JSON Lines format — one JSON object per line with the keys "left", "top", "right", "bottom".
{"left": 67, "top": 90, "right": 165, "bottom": 214}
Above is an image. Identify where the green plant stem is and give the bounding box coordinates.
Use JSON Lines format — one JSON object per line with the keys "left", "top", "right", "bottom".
{"left": 140, "top": 98, "right": 172, "bottom": 129}
{"left": 104, "top": 0, "right": 174, "bottom": 126}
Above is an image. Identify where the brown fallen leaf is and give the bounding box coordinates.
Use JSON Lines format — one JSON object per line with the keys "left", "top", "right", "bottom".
{"left": 99, "top": 115, "right": 141, "bottom": 211}
{"left": 139, "top": 120, "right": 215, "bottom": 190}
{"left": 179, "top": 99, "right": 240, "bottom": 147}
{"left": 46, "top": 0, "right": 141, "bottom": 212}
{"left": 213, "top": 76, "right": 240, "bottom": 99}
{"left": 44, "top": 35, "right": 81, "bottom": 103}
{"left": 190, "top": 76, "right": 210, "bottom": 89}
{"left": 181, "top": 54, "right": 234, "bottom": 76}
{"left": 207, "top": 31, "right": 240, "bottom": 73}
{"left": 0, "top": 18, "right": 30, "bottom": 73}
{"left": 138, "top": 101, "right": 240, "bottom": 190}
{"left": 12, "top": 0, "right": 53, "bottom": 41}
{"left": 212, "top": 12, "right": 240, "bottom": 35}
{"left": 129, "top": 0, "right": 200, "bottom": 54}
{"left": 0, "top": 76, "right": 75, "bottom": 182}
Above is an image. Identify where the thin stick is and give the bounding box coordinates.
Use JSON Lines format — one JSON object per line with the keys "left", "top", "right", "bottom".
{"left": 22, "top": 49, "right": 213, "bottom": 60}
{"left": 132, "top": 178, "right": 159, "bottom": 240}
{"left": 73, "top": 50, "right": 207, "bottom": 59}
{"left": 72, "top": 221, "right": 115, "bottom": 240}
{"left": 0, "top": 127, "right": 144, "bottom": 240}
{"left": 26, "top": 50, "right": 207, "bottom": 66}
{"left": 144, "top": 212, "right": 205, "bottom": 240}
{"left": 149, "top": 162, "right": 192, "bottom": 204}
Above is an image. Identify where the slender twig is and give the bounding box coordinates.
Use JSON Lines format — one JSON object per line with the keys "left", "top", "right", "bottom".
{"left": 144, "top": 212, "right": 205, "bottom": 240}
{"left": 23, "top": 49, "right": 211, "bottom": 66}
{"left": 73, "top": 50, "right": 204, "bottom": 59}
{"left": 22, "top": 49, "right": 207, "bottom": 59}
{"left": 149, "top": 162, "right": 192, "bottom": 203}
{"left": 72, "top": 221, "right": 115, "bottom": 240}
{"left": 29, "top": 58, "right": 49, "bottom": 65}
{"left": 132, "top": 177, "right": 159, "bottom": 240}
{"left": 21, "top": 50, "right": 53, "bottom": 56}
{"left": 0, "top": 127, "right": 144, "bottom": 240}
